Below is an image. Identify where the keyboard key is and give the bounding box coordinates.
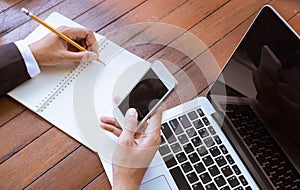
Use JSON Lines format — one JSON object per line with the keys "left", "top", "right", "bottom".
{"left": 221, "top": 166, "right": 233, "bottom": 177}
{"left": 161, "top": 123, "right": 176, "bottom": 143}
{"left": 178, "top": 115, "right": 191, "bottom": 129}
{"left": 178, "top": 134, "right": 189, "bottom": 144}
{"left": 209, "top": 146, "right": 221, "bottom": 157}
{"left": 208, "top": 165, "right": 220, "bottom": 176}
{"left": 200, "top": 172, "right": 212, "bottom": 184}
{"left": 208, "top": 126, "right": 216, "bottom": 135}
{"left": 199, "top": 128, "right": 209, "bottom": 138}
{"left": 215, "top": 175, "right": 226, "bottom": 187}
{"left": 189, "top": 152, "right": 200, "bottom": 163}
{"left": 169, "top": 166, "right": 190, "bottom": 189}
{"left": 234, "top": 186, "right": 243, "bottom": 190}
{"left": 176, "top": 152, "right": 187, "bottom": 163}
{"left": 158, "top": 144, "right": 171, "bottom": 155}
{"left": 194, "top": 162, "right": 205, "bottom": 174}
{"left": 171, "top": 142, "right": 182, "bottom": 153}
{"left": 213, "top": 135, "right": 222, "bottom": 144}
{"left": 193, "top": 182, "right": 204, "bottom": 190}
{"left": 181, "top": 162, "right": 192, "bottom": 173}
{"left": 202, "top": 117, "right": 210, "bottom": 125}
{"left": 203, "top": 155, "right": 214, "bottom": 166}
{"left": 215, "top": 156, "right": 227, "bottom": 167}
{"left": 204, "top": 137, "right": 215, "bottom": 147}
{"left": 191, "top": 137, "right": 202, "bottom": 147}
{"left": 227, "top": 176, "right": 240, "bottom": 188}
{"left": 232, "top": 165, "right": 241, "bottom": 175}
{"left": 220, "top": 145, "right": 228, "bottom": 154}
{"left": 244, "top": 136, "right": 254, "bottom": 146}
{"left": 226, "top": 155, "right": 235, "bottom": 164}
{"left": 163, "top": 154, "right": 177, "bottom": 168}
{"left": 239, "top": 175, "right": 248, "bottom": 186}
{"left": 169, "top": 119, "right": 183, "bottom": 135}
{"left": 187, "top": 172, "right": 199, "bottom": 183}
{"left": 220, "top": 186, "right": 230, "bottom": 190}
{"left": 187, "top": 127, "right": 197, "bottom": 137}
{"left": 183, "top": 143, "right": 194, "bottom": 154}
{"left": 205, "top": 182, "right": 217, "bottom": 190}
{"left": 196, "top": 108, "right": 205, "bottom": 117}
{"left": 257, "top": 154, "right": 268, "bottom": 166}
{"left": 193, "top": 119, "right": 204, "bottom": 129}
{"left": 160, "top": 135, "right": 166, "bottom": 144}
{"left": 188, "top": 111, "right": 198, "bottom": 120}
{"left": 197, "top": 146, "right": 208, "bottom": 156}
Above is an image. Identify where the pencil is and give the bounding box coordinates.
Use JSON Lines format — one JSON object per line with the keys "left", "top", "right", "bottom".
{"left": 21, "top": 8, "right": 103, "bottom": 64}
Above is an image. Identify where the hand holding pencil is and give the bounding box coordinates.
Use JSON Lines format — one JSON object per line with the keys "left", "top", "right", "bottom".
{"left": 21, "top": 8, "right": 104, "bottom": 65}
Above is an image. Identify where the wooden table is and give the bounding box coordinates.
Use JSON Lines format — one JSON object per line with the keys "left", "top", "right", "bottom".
{"left": 0, "top": 0, "right": 299, "bottom": 189}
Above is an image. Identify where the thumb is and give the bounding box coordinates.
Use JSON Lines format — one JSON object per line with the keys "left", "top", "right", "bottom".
{"left": 120, "top": 108, "right": 138, "bottom": 140}
{"left": 64, "top": 51, "right": 97, "bottom": 63}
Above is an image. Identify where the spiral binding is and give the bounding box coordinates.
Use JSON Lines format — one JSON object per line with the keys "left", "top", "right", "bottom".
{"left": 35, "top": 40, "right": 109, "bottom": 113}
{"left": 35, "top": 62, "right": 87, "bottom": 112}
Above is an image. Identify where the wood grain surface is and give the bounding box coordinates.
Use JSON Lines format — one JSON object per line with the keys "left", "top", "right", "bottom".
{"left": 0, "top": 0, "right": 299, "bottom": 189}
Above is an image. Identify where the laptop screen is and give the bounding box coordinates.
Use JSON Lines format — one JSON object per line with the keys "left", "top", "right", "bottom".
{"left": 207, "top": 5, "right": 299, "bottom": 173}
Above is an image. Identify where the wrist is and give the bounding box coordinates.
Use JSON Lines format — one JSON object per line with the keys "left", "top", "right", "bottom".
{"left": 112, "top": 177, "right": 141, "bottom": 190}
{"left": 112, "top": 182, "right": 140, "bottom": 190}
{"left": 112, "top": 165, "right": 147, "bottom": 190}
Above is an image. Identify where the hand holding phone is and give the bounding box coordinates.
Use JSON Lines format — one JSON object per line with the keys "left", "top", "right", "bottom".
{"left": 113, "top": 60, "right": 177, "bottom": 130}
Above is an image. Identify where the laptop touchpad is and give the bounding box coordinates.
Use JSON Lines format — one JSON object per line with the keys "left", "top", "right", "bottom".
{"left": 140, "top": 175, "right": 171, "bottom": 190}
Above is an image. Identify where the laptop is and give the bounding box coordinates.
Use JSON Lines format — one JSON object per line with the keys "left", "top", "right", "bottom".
{"left": 138, "top": 5, "right": 300, "bottom": 190}
{"left": 75, "top": 4, "right": 300, "bottom": 189}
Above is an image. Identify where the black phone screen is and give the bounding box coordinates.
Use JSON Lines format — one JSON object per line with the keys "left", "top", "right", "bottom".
{"left": 118, "top": 68, "right": 168, "bottom": 121}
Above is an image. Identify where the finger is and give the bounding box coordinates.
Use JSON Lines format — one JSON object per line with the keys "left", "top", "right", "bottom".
{"left": 63, "top": 51, "right": 97, "bottom": 63}
{"left": 114, "top": 96, "right": 121, "bottom": 105}
{"left": 87, "top": 41, "right": 99, "bottom": 56}
{"left": 80, "top": 51, "right": 98, "bottom": 63}
{"left": 143, "top": 109, "right": 162, "bottom": 145}
{"left": 100, "top": 122, "right": 122, "bottom": 137}
{"left": 146, "top": 108, "right": 162, "bottom": 133}
{"left": 100, "top": 116, "right": 121, "bottom": 129}
{"left": 158, "top": 101, "right": 168, "bottom": 112}
{"left": 57, "top": 26, "right": 95, "bottom": 44}
{"left": 58, "top": 26, "right": 98, "bottom": 55}
{"left": 120, "top": 108, "right": 138, "bottom": 139}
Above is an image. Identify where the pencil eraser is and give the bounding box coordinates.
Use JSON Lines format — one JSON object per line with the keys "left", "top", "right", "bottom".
{"left": 21, "top": 8, "right": 29, "bottom": 15}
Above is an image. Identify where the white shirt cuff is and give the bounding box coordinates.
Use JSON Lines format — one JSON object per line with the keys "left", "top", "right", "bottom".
{"left": 14, "top": 40, "right": 40, "bottom": 78}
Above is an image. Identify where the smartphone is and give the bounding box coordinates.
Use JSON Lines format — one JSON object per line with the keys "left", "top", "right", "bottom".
{"left": 113, "top": 60, "right": 177, "bottom": 129}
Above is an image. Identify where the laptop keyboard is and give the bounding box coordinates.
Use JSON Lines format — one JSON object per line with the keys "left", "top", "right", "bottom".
{"left": 159, "top": 108, "right": 253, "bottom": 190}
{"left": 225, "top": 104, "right": 300, "bottom": 189}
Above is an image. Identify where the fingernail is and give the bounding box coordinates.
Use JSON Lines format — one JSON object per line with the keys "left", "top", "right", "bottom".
{"left": 127, "top": 108, "right": 137, "bottom": 117}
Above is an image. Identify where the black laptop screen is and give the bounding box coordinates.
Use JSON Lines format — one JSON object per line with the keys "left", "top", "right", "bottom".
{"left": 207, "top": 5, "right": 299, "bottom": 171}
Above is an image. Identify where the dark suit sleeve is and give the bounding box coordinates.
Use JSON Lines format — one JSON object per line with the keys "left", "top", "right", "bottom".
{"left": 0, "top": 42, "right": 31, "bottom": 96}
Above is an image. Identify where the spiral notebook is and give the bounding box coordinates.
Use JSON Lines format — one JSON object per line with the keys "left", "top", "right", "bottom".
{"left": 8, "top": 12, "right": 149, "bottom": 150}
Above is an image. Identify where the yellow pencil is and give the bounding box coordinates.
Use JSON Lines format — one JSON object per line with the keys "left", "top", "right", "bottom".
{"left": 21, "top": 8, "right": 103, "bottom": 64}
